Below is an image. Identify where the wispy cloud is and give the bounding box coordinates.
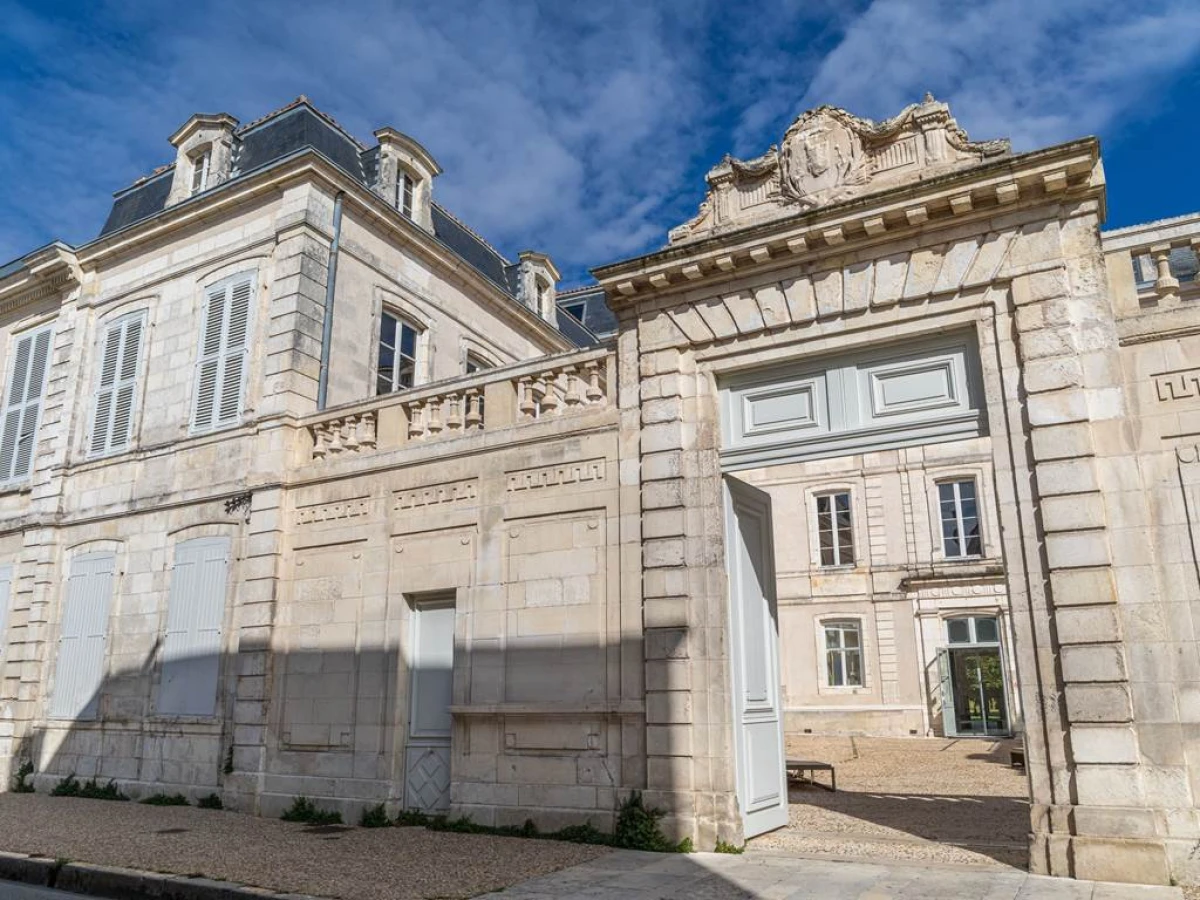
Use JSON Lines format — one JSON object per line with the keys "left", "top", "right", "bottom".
{"left": 0, "top": 0, "right": 1197, "bottom": 281}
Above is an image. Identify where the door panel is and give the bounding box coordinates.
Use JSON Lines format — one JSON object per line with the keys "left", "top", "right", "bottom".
{"left": 724, "top": 476, "right": 788, "bottom": 837}
{"left": 405, "top": 596, "right": 455, "bottom": 812}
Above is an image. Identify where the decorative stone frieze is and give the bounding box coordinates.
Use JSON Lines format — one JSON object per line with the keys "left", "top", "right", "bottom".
{"left": 393, "top": 479, "right": 478, "bottom": 510}
{"left": 506, "top": 459, "right": 605, "bottom": 492}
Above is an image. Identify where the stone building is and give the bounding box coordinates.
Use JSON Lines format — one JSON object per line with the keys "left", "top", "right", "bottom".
{"left": 0, "top": 93, "right": 1198, "bottom": 887}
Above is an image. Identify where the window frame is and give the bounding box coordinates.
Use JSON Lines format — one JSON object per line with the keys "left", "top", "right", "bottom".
{"left": 396, "top": 169, "right": 414, "bottom": 219}
{"left": 814, "top": 489, "right": 855, "bottom": 568}
{"left": 945, "top": 614, "right": 1001, "bottom": 647}
{"left": 87, "top": 309, "right": 148, "bottom": 459}
{"left": 937, "top": 478, "right": 983, "bottom": 559}
{"left": 376, "top": 308, "right": 424, "bottom": 395}
{"left": 190, "top": 147, "right": 212, "bottom": 195}
{"left": 0, "top": 322, "right": 54, "bottom": 488}
{"left": 821, "top": 618, "right": 864, "bottom": 689}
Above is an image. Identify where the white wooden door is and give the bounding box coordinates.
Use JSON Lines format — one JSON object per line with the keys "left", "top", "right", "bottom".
{"left": 405, "top": 596, "right": 455, "bottom": 812}
{"left": 50, "top": 552, "right": 116, "bottom": 721}
{"left": 724, "top": 476, "right": 788, "bottom": 837}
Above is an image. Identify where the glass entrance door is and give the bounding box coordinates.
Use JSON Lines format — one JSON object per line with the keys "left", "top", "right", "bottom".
{"left": 948, "top": 647, "right": 1008, "bottom": 736}
{"left": 940, "top": 615, "right": 1011, "bottom": 737}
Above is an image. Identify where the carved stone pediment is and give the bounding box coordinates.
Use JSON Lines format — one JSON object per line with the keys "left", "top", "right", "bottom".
{"left": 669, "top": 95, "right": 1010, "bottom": 245}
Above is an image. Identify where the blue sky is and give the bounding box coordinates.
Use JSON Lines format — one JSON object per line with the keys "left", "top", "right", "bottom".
{"left": 1, "top": 0, "right": 1198, "bottom": 285}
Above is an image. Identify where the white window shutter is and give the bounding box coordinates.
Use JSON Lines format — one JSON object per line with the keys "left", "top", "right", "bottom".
{"left": 192, "top": 275, "right": 253, "bottom": 433}
{"left": 0, "top": 326, "right": 52, "bottom": 484}
{"left": 158, "top": 537, "right": 229, "bottom": 716}
{"left": 50, "top": 552, "right": 115, "bottom": 721}
{"left": 90, "top": 314, "right": 144, "bottom": 456}
{"left": 0, "top": 565, "right": 13, "bottom": 662}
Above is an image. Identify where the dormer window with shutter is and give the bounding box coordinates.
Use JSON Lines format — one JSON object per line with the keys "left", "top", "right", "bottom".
{"left": 89, "top": 312, "right": 146, "bottom": 457}
{"left": 190, "top": 147, "right": 212, "bottom": 196}
{"left": 0, "top": 324, "right": 53, "bottom": 486}
{"left": 191, "top": 273, "right": 254, "bottom": 434}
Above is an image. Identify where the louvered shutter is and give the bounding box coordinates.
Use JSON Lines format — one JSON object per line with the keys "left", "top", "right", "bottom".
{"left": 0, "top": 326, "right": 52, "bottom": 483}
{"left": 158, "top": 537, "right": 229, "bottom": 716}
{"left": 89, "top": 314, "right": 144, "bottom": 455}
{"left": 0, "top": 565, "right": 13, "bottom": 662}
{"left": 192, "top": 275, "right": 253, "bottom": 433}
{"left": 49, "top": 552, "right": 115, "bottom": 721}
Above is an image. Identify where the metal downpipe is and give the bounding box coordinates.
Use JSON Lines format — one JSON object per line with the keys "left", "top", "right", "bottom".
{"left": 316, "top": 191, "right": 344, "bottom": 410}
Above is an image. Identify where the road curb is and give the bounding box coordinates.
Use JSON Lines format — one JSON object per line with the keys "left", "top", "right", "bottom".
{"left": 0, "top": 851, "right": 323, "bottom": 900}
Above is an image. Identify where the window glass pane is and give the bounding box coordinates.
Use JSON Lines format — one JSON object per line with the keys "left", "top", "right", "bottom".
{"left": 816, "top": 495, "right": 830, "bottom": 515}
{"left": 377, "top": 345, "right": 395, "bottom": 376}
{"left": 835, "top": 492, "right": 850, "bottom": 513}
{"left": 947, "top": 619, "right": 971, "bottom": 644}
{"left": 396, "top": 358, "right": 415, "bottom": 390}
{"left": 958, "top": 480, "right": 976, "bottom": 503}
{"left": 375, "top": 372, "right": 393, "bottom": 396}
{"left": 399, "top": 323, "right": 417, "bottom": 358}
{"left": 828, "top": 653, "right": 843, "bottom": 687}
{"left": 974, "top": 616, "right": 999, "bottom": 644}
{"left": 824, "top": 627, "right": 841, "bottom": 649}
{"left": 842, "top": 625, "right": 860, "bottom": 648}
{"left": 938, "top": 482, "right": 955, "bottom": 504}
{"left": 380, "top": 313, "right": 397, "bottom": 348}
{"left": 845, "top": 649, "right": 862, "bottom": 686}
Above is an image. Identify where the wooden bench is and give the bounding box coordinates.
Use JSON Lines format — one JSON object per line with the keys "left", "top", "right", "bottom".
{"left": 786, "top": 758, "right": 836, "bottom": 792}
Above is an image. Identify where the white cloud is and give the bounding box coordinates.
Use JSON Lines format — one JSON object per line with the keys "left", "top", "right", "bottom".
{"left": 795, "top": 0, "right": 1200, "bottom": 149}
{"left": 0, "top": 0, "right": 1198, "bottom": 280}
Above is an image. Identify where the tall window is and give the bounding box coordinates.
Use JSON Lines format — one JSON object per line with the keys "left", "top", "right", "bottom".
{"left": 89, "top": 312, "right": 145, "bottom": 456}
{"left": 824, "top": 620, "right": 863, "bottom": 687}
{"left": 377, "top": 311, "right": 420, "bottom": 395}
{"left": 397, "top": 171, "right": 414, "bottom": 219}
{"left": 0, "top": 325, "right": 52, "bottom": 486}
{"left": 939, "top": 479, "right": 982, "bottom": 558}
{"left": 815, "top": 491, "right": 854, "bottom": 567}
{"left": 50, "top": 551, "right": 115, "bottom": 721}
{"left": 192, "top": 274, "right": 253, "bottom": 434}
{"left": 191, "top": 148, "right": 211, "bottom": 195}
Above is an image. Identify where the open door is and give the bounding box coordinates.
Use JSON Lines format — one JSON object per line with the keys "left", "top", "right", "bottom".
{"left": 724, "top": 475, "right": 788, "bottom": 838}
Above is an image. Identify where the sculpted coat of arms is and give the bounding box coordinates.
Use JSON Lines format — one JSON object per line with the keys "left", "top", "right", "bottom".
{"left": 781, "top": 111, "right": 866, "bottom": 207}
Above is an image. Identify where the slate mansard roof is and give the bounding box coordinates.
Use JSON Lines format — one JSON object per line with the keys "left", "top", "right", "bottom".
{"left": 99, "top": 99, "right": 530, "bottom": 304}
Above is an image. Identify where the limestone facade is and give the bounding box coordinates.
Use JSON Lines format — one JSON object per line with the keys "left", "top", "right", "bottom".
{"left": 0, "top": 94, "right": 1198, "bottom": 887}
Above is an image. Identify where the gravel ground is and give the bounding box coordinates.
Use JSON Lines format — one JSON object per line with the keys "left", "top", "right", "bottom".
{"left": 0, "top": 793, "right": 609, "bottom": 900}
{"left": 753, "top": 735, "right": 1031, "bottom": 869}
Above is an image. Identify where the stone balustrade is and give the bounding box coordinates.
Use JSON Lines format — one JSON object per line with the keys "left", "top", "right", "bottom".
{"left": 1104, "top": 215, "right": 1200, "bottom": 315}
{"left": 303, "top": 346, "right": 614, "bottom": 461}
{"left": 310, "top": 411, "right": 377, "bottom": 459}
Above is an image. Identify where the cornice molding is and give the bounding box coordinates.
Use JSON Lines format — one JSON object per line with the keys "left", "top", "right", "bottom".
{"left": 74, "top": 150, "right": 570, "bottom": 352}
{"left": 593, "top": 138, "right": 1101, "bottom": 309}
{"left": 0, "top": 244, "right": 82, "bottom": 315}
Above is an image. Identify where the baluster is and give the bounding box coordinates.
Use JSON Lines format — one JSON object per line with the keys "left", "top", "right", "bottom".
{"left": 518, "top": 377, "right": 536, "bottom": 417}
{"left": 327, "top": 419, "right": 345, "bottom": 454}
{"left": 407, "top": 401, "right": 425, "bottom": 439}
{"left": 538, "top": 371, "right": 558, "bottom": 415}
{"left": 427, "top": 397, "right": 443, "bottom": 435}
{"left": 1153, "top": 243, "right": 1180, "bottom": 300}
{"left": 584, "top": 361, "right": 603, "bottom": 403}
{"left": 343, "top": 414, "right": 360, "bottom": 451}
{"left": 563, "top": 365, "right": 583, "bottom": 407}
{"left": 360, "top": 412, "right": 377, "bottom": 449}
{"left": 445, "top": 393, "right": 463, "bottom": 431}
{"left": 312, "top": 424, "right": 329, "bottom": 459}
{"left": 465, "top": 388, "right": 483, "bottom": 429}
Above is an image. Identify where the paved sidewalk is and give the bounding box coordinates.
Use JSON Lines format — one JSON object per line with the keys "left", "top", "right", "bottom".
{"left": 476, "top": 849, "right": 1183, "bottom": 899}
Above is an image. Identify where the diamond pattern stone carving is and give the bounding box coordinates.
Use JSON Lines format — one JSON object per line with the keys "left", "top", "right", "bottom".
{"left": 405, "top": 746, "right": 451, "bottom": 812}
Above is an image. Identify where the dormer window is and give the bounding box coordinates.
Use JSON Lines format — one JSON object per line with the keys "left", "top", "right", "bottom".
{"left": 397, "top": 171, "right": 414, "bottom": 219}
{"left": 190, "top": 148, "right": 212, "bottom": 195}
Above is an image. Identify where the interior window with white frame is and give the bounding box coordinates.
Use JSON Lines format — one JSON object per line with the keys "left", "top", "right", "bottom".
{"left": 815, "top": 490, "right": 854, "bottom": 567}
{"left": 824, "top": 620, "right": 863, "bottom": 687}
{"left": 938, "top": 479, "right": 982, "bottom": 558}
{"left": 377, "top": 310, "right": 421, "bottom": 395}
